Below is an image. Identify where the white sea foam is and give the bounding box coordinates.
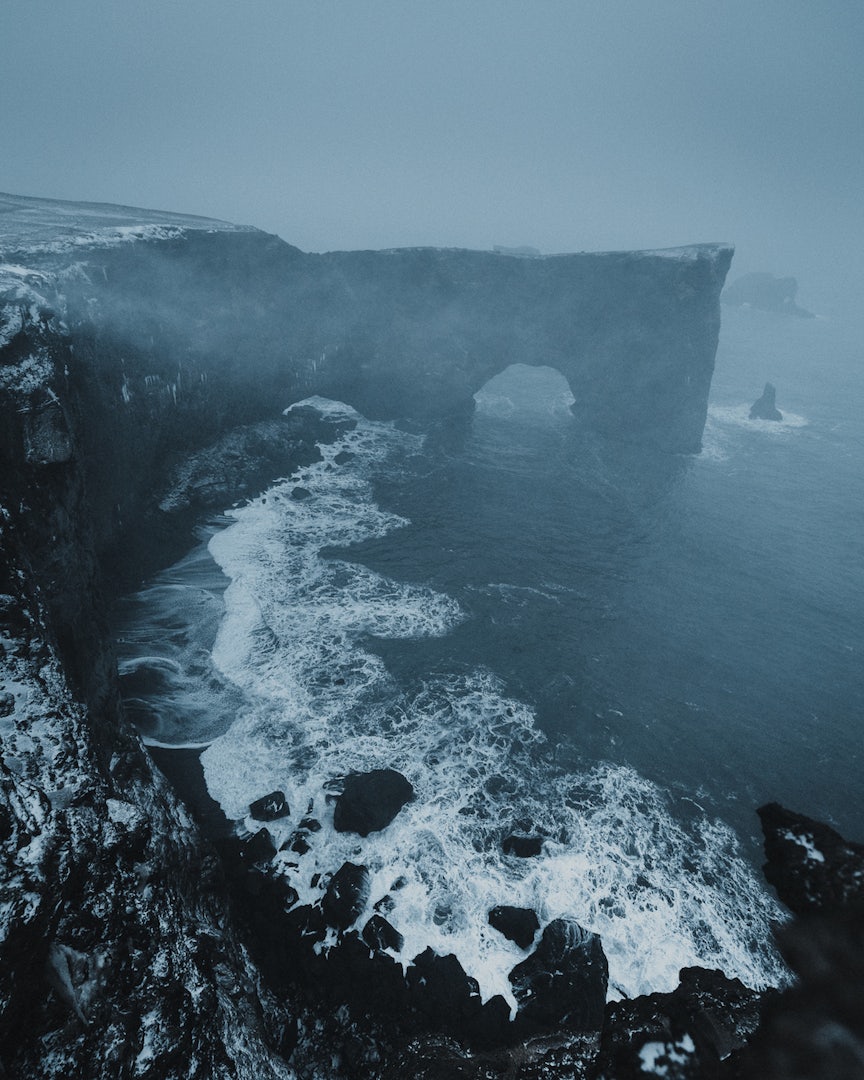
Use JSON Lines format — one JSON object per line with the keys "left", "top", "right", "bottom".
{"left": 198, "top": 398, "right": 789, "bottom": 1009}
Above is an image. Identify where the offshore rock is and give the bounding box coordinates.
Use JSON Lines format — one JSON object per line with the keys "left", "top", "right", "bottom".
{"left": 757, "top": 801, "right": 864, "bottom": 915}
{"left": 249, "top": 790, "right": 290, "bottom": 822}
{"left": 723, "top": 272, "right": 814, "bottom": 317}
{"left": 488, "top": 905, "right": 540, "bottom": 949}
{"left": 333, "top": 769, "right": 414, "bottom": 836}
{"left": 509, "top": 917, "right": 608, "bottom": 1036}
{"left": 749, "top": 382, "right": 783, "bottom": 422}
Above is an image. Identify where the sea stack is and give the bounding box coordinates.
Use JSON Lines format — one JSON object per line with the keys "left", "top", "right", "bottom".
{"left": 749, "top": 382, "right": 783, "bottom": 421}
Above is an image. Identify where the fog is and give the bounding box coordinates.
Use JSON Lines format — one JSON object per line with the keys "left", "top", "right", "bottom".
{"left": 2, "top": 1, "right": 862, "bottom": 306}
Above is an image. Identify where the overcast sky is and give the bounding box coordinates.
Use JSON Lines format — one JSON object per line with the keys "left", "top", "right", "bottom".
{"left": 2, "top": 1, "right": 861, "bottom": 299}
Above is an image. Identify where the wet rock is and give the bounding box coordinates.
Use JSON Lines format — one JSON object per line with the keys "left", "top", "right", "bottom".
{"left": 502, "top": 833, "right": 544, "bottom": 858}
{"left": 595, "top": 966, "right": 762, "bottom": 1078}
{"left": 509, "top": 917, "right": 607, "bottom": 1035}
{"left": 749, "top": 382, "right": 783, "bottom": 421}
{"left": 758, "top": 801, "right": 864, "bottom": 914}
{"left": 406, "top": 948, "right": 483, "bottom": 1032}
{"left": 240, "top": 827, "right": 277, "bottom": 865}
{"left": 290, "top": 486, "right": 312, "bottom": 500}
{"left": 248, "top": 789, "right": 289, "bottom": 821}
{"left": 488, "top": 905, "right": 539, "bottom": 949}
{"left": 322, "top": 862, "right": 370, "bottom": 929}
{"left": 281, "top": 832, "right": 310, "bottom": 855}
{"left": 333, "top": 769, "right": 414, "bottom": 836}
{"left": 333, "top": 450, "right": 355, "bottom": 465}
{"left": 362, "top": 913, "right": 404, "bottom": 953}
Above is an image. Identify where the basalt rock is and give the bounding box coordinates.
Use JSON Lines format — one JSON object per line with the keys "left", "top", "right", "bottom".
{"left": 758, "top": 801, "right": 864, "bottom": 915}
{"left": 322, "top": 862, "right": 371, "bottom": 930}
{"left": 249, "top": 790, "right": 290, "bottom": 822}
{"left": 333, "top": 769, "right": 415, "bottom": 836}
{"left": 0, "top": 193, "right": 737, "bottom": 1075}
{"left": 488, "top": 905, "right": 540, "bottom": 949}
{"left": 509, "top": 917, "right": 608, "bottom": 1036}
{"left": 749, "top": 382, "right": 783, "bottom": 422}
{"left": 595, "top": 966, "right": 763, "bottom": 1078}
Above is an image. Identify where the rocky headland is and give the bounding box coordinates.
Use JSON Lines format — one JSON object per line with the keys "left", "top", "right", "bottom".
{"left": 0, "top": 192, "right": 855, "bottom": 1077}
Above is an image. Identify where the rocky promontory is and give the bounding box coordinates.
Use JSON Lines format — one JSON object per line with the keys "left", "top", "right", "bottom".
{"left": 6, "top": 191, "right": 853, "bottom": 1078}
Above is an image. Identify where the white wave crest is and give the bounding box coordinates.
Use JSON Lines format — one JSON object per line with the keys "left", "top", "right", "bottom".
{"left": 197, "top": 398, "right": 788, "bottom": 1008}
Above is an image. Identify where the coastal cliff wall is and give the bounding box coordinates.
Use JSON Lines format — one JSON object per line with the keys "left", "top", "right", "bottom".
{"left": 0, "top": 194, "right": 733, "bottom": 1077}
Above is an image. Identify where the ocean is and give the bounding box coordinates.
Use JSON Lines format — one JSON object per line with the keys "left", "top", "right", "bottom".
{"left": 116, "top": 299, "right": 863, "bottom": 1009}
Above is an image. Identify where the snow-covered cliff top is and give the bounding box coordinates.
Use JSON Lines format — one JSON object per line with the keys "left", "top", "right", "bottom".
{"left": 0, "top": 191, "right": 257, "bottom": 263}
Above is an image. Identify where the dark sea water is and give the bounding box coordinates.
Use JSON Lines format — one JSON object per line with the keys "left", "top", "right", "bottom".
{"left": 116, "top": 300, "right": 863, "bottom": 1007}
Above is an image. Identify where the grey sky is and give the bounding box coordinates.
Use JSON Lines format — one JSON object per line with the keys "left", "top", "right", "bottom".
{"left": 2, "top": 1, "right": 862, "bottom": 300}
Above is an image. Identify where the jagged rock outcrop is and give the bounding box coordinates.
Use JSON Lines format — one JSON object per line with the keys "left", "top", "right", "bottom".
{"left": 732, "top": 807, "right": 864, "bottom": 1080}
{"left": 749, "top": 382, "right": 783, "bottom": 421}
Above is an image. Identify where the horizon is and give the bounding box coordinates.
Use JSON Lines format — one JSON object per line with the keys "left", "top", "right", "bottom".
{"left": 2, "top": 1, "right": 861, "bottom": 309}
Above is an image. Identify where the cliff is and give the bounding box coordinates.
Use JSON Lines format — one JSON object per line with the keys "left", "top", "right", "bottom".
{"left": 0, "top": 193, "right": 734, "bottom": 1077}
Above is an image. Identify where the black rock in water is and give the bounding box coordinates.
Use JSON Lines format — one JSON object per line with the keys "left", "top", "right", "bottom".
{"left": 502, "top": 833, "right": 544, "bottom": 858}
{"left": 290, "top": 486, "right": 312, "bottom": 500}
{"left": 488, "top": 905, "right": 540, "bottom": 949}
{"left": 333, "top": 769, "right": 414, "bottom": 836}
{"left": 249, "top": 790, "right": 289, "bottom": 821}
{"left": 509, "top": 917, "right": 608, "bottom": 1035}
{"left": 322, "top": 862, "right": 370, "bottom": 929}
{"left": 749, "top": 382, "right": 783, "bottom": 421}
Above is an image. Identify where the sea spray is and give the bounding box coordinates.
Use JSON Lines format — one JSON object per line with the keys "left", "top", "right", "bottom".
{"left": 194, "top": 397, "right": 788, "bottom": 1006}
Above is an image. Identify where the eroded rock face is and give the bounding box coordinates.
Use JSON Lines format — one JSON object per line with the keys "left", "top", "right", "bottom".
{"left": 0, "top": 546, "right": 292, "bottom": 1079}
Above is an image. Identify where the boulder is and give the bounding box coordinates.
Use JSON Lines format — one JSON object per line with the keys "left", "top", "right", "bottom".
{"left": 749, "top": 383, "right": 783, "bottom": 421}
{"left": 488, "top": 905, "right": 539, "bottom": 950}
{"left": 333, "top": 769, "right": 414, "bottom": 836}
{"left": 509, "top": 917, "right": 607, "bottom": 1035}
{"left": 322, "top": 862, "right": 370, "bottom": 930}
{"left": 362, "top": 914, "right": 404, "bottom": 953}
{"left": 758, "top": 802, "right": 864, "bottom": 915}
{"left": 290, "top": 486, "right": 312, "bottom": 500}
{"left": 248, "top": 790, "right": 289, "bottom": 821}
{"left": 239, "top": 828, "right": 276, "bottom": 865}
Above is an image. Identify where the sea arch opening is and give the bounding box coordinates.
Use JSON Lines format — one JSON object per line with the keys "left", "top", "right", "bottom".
{"left": 472, "top": 363, "right": 576, "bottom": 422}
